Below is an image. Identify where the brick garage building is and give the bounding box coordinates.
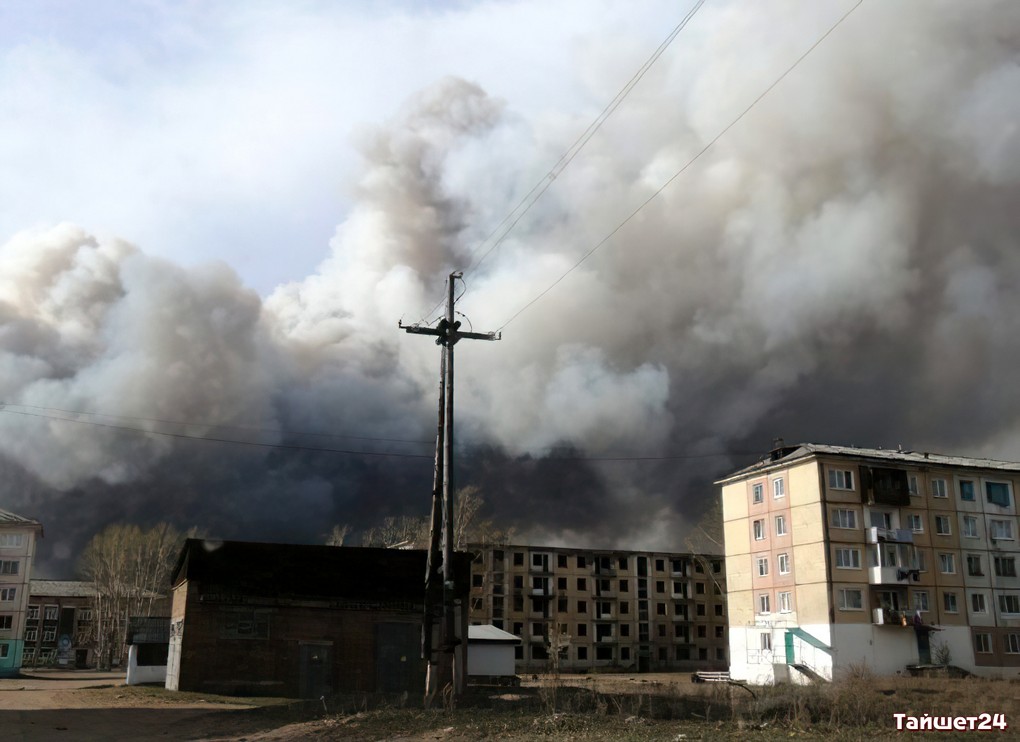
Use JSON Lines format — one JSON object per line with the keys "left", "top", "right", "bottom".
{"left": 165, "top": 540, "right": 469, "bottom": 698}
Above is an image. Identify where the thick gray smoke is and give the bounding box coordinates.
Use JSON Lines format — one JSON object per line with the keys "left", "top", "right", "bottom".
{"left": 3, "top": 1, "right": 1020, "bottom": 573}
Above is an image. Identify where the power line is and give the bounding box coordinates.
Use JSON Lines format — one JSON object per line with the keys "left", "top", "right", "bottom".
{"left": 0, "top": 406, "right": 758, "bottom": 463}
{"left": 495, "top": 0, "right": 865, "bottom": 333}
{"left": 413, "top": 0, "right": 707, "bottom": 325}
{"left": 0, "top": 401, "right": 434, "bottom": 447}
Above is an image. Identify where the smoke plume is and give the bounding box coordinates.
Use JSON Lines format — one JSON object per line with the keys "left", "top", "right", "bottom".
{"left": 3, "top": 1, "right": 1020, "bottom": 573}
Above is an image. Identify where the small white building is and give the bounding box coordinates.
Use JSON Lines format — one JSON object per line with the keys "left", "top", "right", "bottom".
{"left": 468, "top": 625, "right": 520, "bottom": 681}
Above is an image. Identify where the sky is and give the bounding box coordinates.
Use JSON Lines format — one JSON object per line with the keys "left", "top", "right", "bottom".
{"left": 3, "top": 0, "right": 1020, "bottom": 575}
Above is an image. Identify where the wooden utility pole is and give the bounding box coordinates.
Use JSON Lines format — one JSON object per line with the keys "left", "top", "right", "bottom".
{"left": 400, "top": 271, "right": 499, "bottom": 706}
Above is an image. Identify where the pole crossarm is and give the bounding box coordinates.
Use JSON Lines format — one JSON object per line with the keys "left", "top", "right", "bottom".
{"left": 398, "top": 320, "right": 500, "bottom": 345}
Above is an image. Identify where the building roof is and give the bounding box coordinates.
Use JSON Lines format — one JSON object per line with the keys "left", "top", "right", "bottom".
{"left": 171, "top": 539, "right": 471, "bottom": 602}
{"left": 468, "top": 625, "right": 521, "bottom": 644}
{"left": 716, "top": 443, "right": 1020, "bottom": 484}
{"left": 0, "top": 507, "right": 42, "bottom": 527}
{"left": 29, "top": 580, "right": 98, "bottom": 598}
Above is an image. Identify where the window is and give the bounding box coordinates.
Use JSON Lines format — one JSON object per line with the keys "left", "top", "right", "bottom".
{"left": 831, "top": 509, "right": 857, "bottom": 529}
{"left": 972, "top": 593, "right": 987, "bottom": 613}
{"left": 0, "top": 615, "right": 12, "bottom": 631}
{"left": 532, "top": 553, "right": 544, "bottom": 567}
{"left": 938, "top": 553, "right": 956, "bottom": 574}
{"left": 0, "top": 560, "right": 18, "bottom": 575}
{"left": 620, "top": 601, "right": 629, "bottom": 615}
{"left": 620, "top": 623, "right": 629, "bottom": 637}
{"left": 909, "top": 475, "right": 919, "bottom": 495}
{"left": 531, "top": 622, "right": 545, "bottom": 636}
{"left": 618, "top": 557, "right": 628, "bottom": 570}
{"left": 557, "top": 577, "right": 567, "bottom": 590}
{"left": 999, "top": 594, "right": 1020, "bottom": 615}
{"left": 779, "top": 591, "right": 792, "bottom": 613}
{"left": 471, "top": 574, "right": 483, "bottom": 588}
{"left": 223, "top": 610, "right": 270, "bottom": 639}
{"left": 943, "top": 592, "right": 958, "bottom": 613}
{"left": 557, "top": 554, "right": 567, "bottom": 568}
{"left": 839, "top": 589, "right": 863, "bottom": 610}
{"left": 43, "top": 606, "right": 58, "bottom": 621}
{"left": 0, "top": 644, "right": 7, "bottom": 659}
{"left": 25, "top": 628, "right": 38, "bottom": 642}
{"left": 513, "top": 552, "right": 524, "bottom": 566}
{"left": 995, "top": 556, "right": 1017, "bottom": 578}
{"left": 715, "top": 625, "right": 724, "bottom": 638}
{"left": 513, "top": 575, "right": 523, "bottom": 589}
{"left": 0, "top": 534, "right": 24, "bottom": 548}
{"left": 656, "top": 559, "right": 665, "bottom": 572}
{"left": 577, "top": 556, "right": 586, "bottom": 568}
{"left": 932, "top": 479, "right": 947, "bottom": 498}
{"left": 960, "top": 480, "right": 975, "bottom": 501}
{"left": 963, "top": 516, "right": 979, "bottom": 538}
{"left": 974, "top": 633, "right": 992, "bottom": 654}
{"left": 577, "top": 600, "right": 587, "bottom": 613}
{"left": 758, "top": 594, "right": 770, "bottom": 614}
{"left": 986, "top": 482, "right": 1011, "bottom": 508}
{"left": 42, "top": 628, "right": 56, "bottom": 641}
{"left": 753, "top": 519, "right": 765, "bottom": 540}
{"left": 656, "top": 602, "right": 666, "bottom": 616}
{"left": 760, "top": 633, "right": 772, "bottom": 651}
{"left": 908, "top": 514, "right": 923, "bottom": 533}
{"left": 778, "top": 553, "right": 790, "bottom": 575}
{"left": 835, "top": 548, "right": 861, "bottom": 569}
{"left": 757, "top": 557, "right": 769, "bottom": 577}
{"left": 967, "top": 554, "right": 984, "bottom": 577}
{"left": 828, "top": 469, "right": 854, "bottom": 490}
{"left": 576, "top": 646, "right": 587, "bottom": 661}
{"left": 1008, "top": 634, "right": 1020, "bottom": 654}
{"left": 619, "top": 579, "right": 628, "bottom": 592}
{"left": 775, "top": 515, "right": 787, "bottom": 537}
{"left": 0, "top": 588, "right": 15, "bottom": 602}
{"left": 915, "top": 550, "right": 927, "bottom": 572}
{"left": 27, "top": 605, "right": 38, "bottom": 620}
{"left": 695, "top": 582, "right": 705, "bottom": 595}
{"left": 576, "top": 623, "right": 587, "bottom": 637}
{"left": 577, "top": 578, "right": 586, "bottom": 590}
{"left": 715, "top": 604, "right": 724, "bottom": 616}
{"left": 913, "top": 591, "right": 929, "bottom": 612}
{"left": 773, "top": 478, "right": 785, "bottom": 499}
{"left": 935, "top": 515, "right": 951, "bottom": 536}
{"left": 990, "top": 520, "right": 1014, "bottom": 541}
{"left": 752, "top": 483, "right": 764, "bottom": 503}
{"left": 696, "top": 603, "right": 706, "bottom": 616}
{"left": 655, "top": 580, "right": 665, "bottom": 593}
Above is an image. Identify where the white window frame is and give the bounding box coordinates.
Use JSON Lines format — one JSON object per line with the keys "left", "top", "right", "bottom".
{"left": 42, "top": 628, "right": 56, "bottom": 642}
{"left": 753, "top": 519, "right": 765, "bottom": 541}
{"left": 778, "top": 553, "right": 790, "bottom": 575}
{"left": 0, "top": 614, "right": 12, "bottom": 631}
{"left": 839, "top": 588, "right": 863, "bottom": 611}
{"left": 938, "top": 553, "right": 956, "bottom": 574}
{"left": 752, "top": 483, "right": 764, "bottom": 503}
{"left": 828, "top": 468, "right": 854, "bottom": 490}
{"left": 913, "top": 591, "right": 929, "bottom": 612}
{"left": 1007, "top": 633, "right": 1020, "bottom": 654}
{"left": 43, "top": 606, "right": 58, "bottom": 621}
{"left": 778, "top": 591, "right": 792, "bottom": 613}
{"left": 932, "top": 478, "right": 948, "bottom": 498}
{"left": 831, "top": 508, "right": 857, "bottom": 529}
{"left": 972, "top": 592, "right": 987, "bottom": 613}
{"left": 967, "top": 554, "right": 983, "bottom": 577}
{"left": 758, "top": 593, "right": 771, "bottom": 614}
{"left": 990, "top": 519, "right": 1015, "bottom": 541}
{"left": 908, "top": 514, "right": 923, "bottom": 533}
{"left": 0, "top": 534, "right": 25, "bottom": 548}
{"left": 0, "top": 560, "right": 19, "bottom": 575}
{"left": 962, "top": 515, "right": 978, "bottom": 538}
{"left": 909, "top": 475, "right": 919, "bottom": 496}
{"left": 24, "top": 627, "right": 38, "bottom": 642}
{"left": 835, "top": 547, "right": 861, "bottom": 569}
{"left": 943, "top": 592, "right": 958, "bottom": 613}
{"left": 935, "top": 515, "right": 951, "bottom": 536}
{"left": 975, "top": 633, "right": 992, "bottom": 654}
{"left": 775, "top": 515, "right": 787, "bottom": 536}
{"left": 757, "top": 557, "right": 769, "bottom": 577}
{"left": 0, "top": 587, "right": 15, "bottom": 602}
{"left": 999, "top": 594, "right": 1020, "bottom": 616}
{"left": 995, "top": 556, "right": 1017, "bottom": 578}
{"left": 760, "top": 632, "right": 772, "bottom": 650}
{"left": 27, "top": 605, "right": 39, "bottom": 620}
{"left": 773, "top": 478, "right": 785, "bottom": 499}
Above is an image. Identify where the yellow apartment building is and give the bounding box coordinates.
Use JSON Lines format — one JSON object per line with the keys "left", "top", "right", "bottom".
{"left": 0, "top": 508, "right": 43, "bottom": 677}
{"left": 718, "top": 443, "right": 1020, "bottom": 683}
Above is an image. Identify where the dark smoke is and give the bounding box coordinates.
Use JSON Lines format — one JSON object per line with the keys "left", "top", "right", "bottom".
{"left": 4, "top": 2, "right": 1020, "bottom": 574}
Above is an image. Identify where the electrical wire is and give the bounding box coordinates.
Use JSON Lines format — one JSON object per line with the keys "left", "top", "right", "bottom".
{"left": 0, "top": 406, "right": 757, "bottom": 463}
{"left": 411, "top": 0, "right": 707, "bottom": 324}
{"left": 495, "top": 0, "right": 865, "bottom": 333}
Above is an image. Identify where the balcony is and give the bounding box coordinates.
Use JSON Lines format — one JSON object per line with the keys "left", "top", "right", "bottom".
{"left": 868, "top": 566, "right": 920, "bottom": 585}
{"left": 530, "top": 587, "right": 554, "bottom": 597}
{"left": 866, "top": 527, "right": 913, "bottom": 544}
{"left": 872, "top": 607, "right": 910, "bottom": 627}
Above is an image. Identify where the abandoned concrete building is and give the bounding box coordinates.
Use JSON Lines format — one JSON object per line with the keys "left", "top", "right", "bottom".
{"left": 166, "top": 539, "right": 470, "bottom": 698}
{"left": 467, "top": 544, "right": 728, "bottom": 673}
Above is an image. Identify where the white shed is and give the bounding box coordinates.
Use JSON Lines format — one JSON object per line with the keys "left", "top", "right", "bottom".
{"left": 467, "top": 625, "right": 520, "bottom": 680}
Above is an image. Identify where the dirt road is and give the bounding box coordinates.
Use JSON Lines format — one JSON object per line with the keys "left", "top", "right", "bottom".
{"left": 0, "top": 670, "right": 308, "bottom": 741}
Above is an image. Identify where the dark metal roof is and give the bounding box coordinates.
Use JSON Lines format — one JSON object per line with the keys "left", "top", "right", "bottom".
{"left": 171, "top": 539, "right": 470, "bottom": 601}
{"left": 127, "top": 616, "right": 170, "bottom": 644}
{"left": 30, "top": 580, "right": 98, "bottom": 598}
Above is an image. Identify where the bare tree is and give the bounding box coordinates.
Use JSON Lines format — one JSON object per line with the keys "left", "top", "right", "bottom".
{"left": 78, "top": 522, "right": 185, "bottom": 669}
{"left": 362, "top": 516, "right": 429, "bottom": 548}
{"left": 326, "top": 524, "right": 351, "bottom": 547}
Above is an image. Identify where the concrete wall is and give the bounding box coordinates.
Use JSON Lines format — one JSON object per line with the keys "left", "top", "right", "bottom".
{"left": 126, "top": 644, "right": 167, "bottom": 685}
{"left": 468, "top": 643, "right": 516, "bottom": 677}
